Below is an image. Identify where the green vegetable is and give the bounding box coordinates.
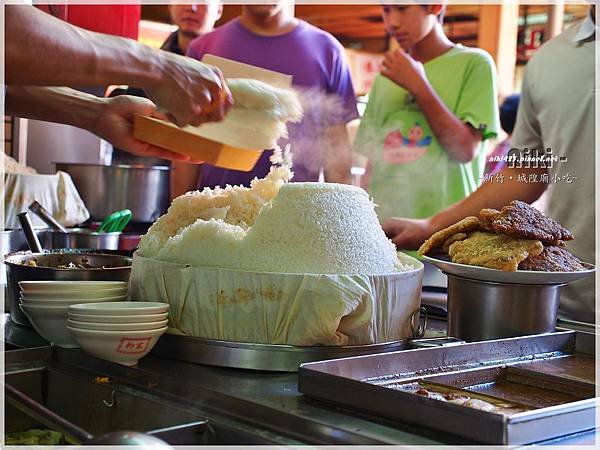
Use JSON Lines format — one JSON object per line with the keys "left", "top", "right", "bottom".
{"left": 6, "top": 429, "right": 63, "bottom": 445}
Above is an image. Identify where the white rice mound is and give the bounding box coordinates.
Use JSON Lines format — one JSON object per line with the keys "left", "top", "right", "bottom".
{"left": 138, "top": 174, "right": 408, "bottom": 275}
{"left": 185, "top": 78, "right": 304, "bottom": 151}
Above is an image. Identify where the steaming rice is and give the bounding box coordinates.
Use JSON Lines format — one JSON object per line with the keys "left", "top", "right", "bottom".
{"left": 138, "top": 165, "right": 408, "bottom": 275}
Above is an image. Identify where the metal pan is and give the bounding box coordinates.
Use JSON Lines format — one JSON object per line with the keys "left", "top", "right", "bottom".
{"left": 151, "top": 333, "right": 410, "bottom": 372}
{"left": 299, "top": 330, "right": 596, "bottom": 445}
{"left": 151, "top": 308, "right": 426, "bottom": 372}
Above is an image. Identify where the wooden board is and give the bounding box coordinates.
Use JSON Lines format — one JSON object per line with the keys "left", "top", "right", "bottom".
{"left": 133, "top": 115, "right": 263, "bottom": 172}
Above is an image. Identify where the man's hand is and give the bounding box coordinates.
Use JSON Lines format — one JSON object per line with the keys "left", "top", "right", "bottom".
{"left": 147, "top": 55, "right": 233, "bottom": 127}
{"left": 382, "top": 217, "right": 435, "bottom": 250}
{"left": 381, "top": 48, "right": 427, "bottom": 94}
{"left": 93, "top": 95, "right": 196, "bottom": 161}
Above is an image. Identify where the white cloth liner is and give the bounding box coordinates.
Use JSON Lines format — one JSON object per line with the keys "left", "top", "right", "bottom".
{"left": 129, "top": 252, "right": 423, "bottom": 346}
{"left": 4, "top": 171, "right": 89, "bottom": 229}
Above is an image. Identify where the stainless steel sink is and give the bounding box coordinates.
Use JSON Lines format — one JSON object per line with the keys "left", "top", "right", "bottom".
{"left": 5, "top": 347, "right": 280, "bottom": 445}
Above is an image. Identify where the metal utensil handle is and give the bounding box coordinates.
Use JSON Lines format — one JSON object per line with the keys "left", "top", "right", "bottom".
{"left": 409, "top": 306, "right": 428, "bottom": 339}
{"left": 29, "top": 200, "right": 68, "bottom": 233}
{"left": 5, "top": 383, "right": 93, "bottom": 443}
{"left": 17, "top": 211, "right": 43, "bottom": 253}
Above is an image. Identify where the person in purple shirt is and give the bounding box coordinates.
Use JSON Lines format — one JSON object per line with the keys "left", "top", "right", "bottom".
{"left": 172, "top": 3, "right": 359, "bottom": 197}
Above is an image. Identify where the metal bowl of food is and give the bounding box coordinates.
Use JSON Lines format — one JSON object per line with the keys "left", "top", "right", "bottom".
{"left": 5, "top": 250, "right": 132, "bottom": 327}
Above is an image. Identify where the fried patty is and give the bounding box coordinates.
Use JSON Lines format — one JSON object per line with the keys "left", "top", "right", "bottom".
{"left": 478, "top": 208, "right": 500, "bottom": 232}
{"left": 447, "top": 231, "right": 544, "bottom": 272}
{"left": 442, "top": 233, "right": 468, "bottom": 253}
{"left": 418, "top": 217, "right": 481, "bottom": 256}
{"left": 487, "top": 201, "right": 574, "bottom": 243}
{"left": 519, "top": 245, "right": 586, "bottom": 272}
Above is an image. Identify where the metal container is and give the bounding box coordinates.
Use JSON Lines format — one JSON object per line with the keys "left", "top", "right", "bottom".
{"left": 152, "top": 334, "right": 410, "bottom": 372}
{"left": 2, "top": 230, "right": 34, "bottom": 311}
{"left": 41, "top": 228, "right": 120, "bottom": 250}
{"left": 4, "top": 250, "right": 132, "bottom": 327}
{"left": 299, "top": 330, "right": 595, "bottom": 446}
{"left": 447, "top": 274, "right": 562, "bottom": 341}
{"left": 54, "top": 163, "right": 170, "bottom": 223}
{"left": 2, "top": 229, "right": 30, "bottom": 258}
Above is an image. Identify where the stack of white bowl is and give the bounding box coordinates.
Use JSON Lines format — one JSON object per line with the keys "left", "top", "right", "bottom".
{"left": 19, "top": 281, "right": 128, "bottom": 348}
{"left": 67, "top": 302, "right": 169, "bottom": 366}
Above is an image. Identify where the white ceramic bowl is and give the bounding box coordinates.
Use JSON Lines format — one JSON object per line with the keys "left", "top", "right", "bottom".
{"left": 68, "top": 302, "right": 169, "bottom": 316}
{"left": 21, "top": 296, "right": 128, "bottom": 307}
{"left": 19, "top": 281, "right": 128, "bottom": 293}
{"left": 67, "top": 326, "right": 167, "bottom": 366}
{"left": 20, "top": 303, "right": 79, "bottom": 348}
{"left": 20, "top": 287, "right": 128, "bottom": 300}
{"left": 68, "top": 318, "right": 168, "bottom": 331}
{"left": 68, "top": 312, "right": 169, "bottom": 323}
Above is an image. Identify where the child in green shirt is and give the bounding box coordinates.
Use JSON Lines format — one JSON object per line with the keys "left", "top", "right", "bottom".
{"left": 354, "top": 4, "right": 500, "bottom": 235}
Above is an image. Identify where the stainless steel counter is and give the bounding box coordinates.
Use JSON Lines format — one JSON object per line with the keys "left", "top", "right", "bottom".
{"left": 4, "top": 314, "right": 596, "bottom": 446}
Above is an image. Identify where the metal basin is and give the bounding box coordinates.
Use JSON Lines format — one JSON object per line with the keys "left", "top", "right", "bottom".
{"left": 55, "top": 163, "right": 170, "bottom": 223}
{"left": 41, "top": 229, "right": 120, "bottom": 251}
{"left": 4, "top": 250, "right": 132, "bottom": 328}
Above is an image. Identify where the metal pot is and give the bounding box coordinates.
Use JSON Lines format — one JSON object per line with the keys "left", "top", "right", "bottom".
{"left": 41, "top": 229, "right": 120, "bottom": 250}
{"left": 447, "top": 274, "right": 562, "bottom": 342}
{"left": 2, "top": 229, "right": 31, "bottom": 258}
{"left": 5, "top": 250, "right": 132, "bottom": 327}
{"left": 54, "top": 163, "right": 170, "bottom": 223}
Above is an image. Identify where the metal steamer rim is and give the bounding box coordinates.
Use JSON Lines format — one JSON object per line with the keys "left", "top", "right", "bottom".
{"left": 150, "top": 329, "right": 422, "bottom": 372}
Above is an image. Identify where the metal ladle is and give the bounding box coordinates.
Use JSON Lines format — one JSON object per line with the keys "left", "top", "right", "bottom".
{"left": 29, "top": 200, "right": 68, "bottom": 233}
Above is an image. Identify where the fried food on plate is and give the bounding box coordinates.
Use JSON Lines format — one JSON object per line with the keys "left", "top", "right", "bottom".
{"left": 419, "top": 201, "right": 585, "bottom": 272}
{"left": 447, "top": 231, "right": 544, "bottom": 272}
{"left": 442, "top": 233, "right": 468, "bottom": 253}
{"left": 487, "top": 200, "right": 574, "bottom": 243}
{"left": 418, "top": 217, "right": 480, "bottom": 256}
{"left": 478, "top": 208, "right": 500, "bottom": 231}
{"left": 519, "top": 245, "right": 586, "bottom": 272}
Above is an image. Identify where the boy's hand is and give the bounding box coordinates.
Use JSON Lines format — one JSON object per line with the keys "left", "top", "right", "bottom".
{"left": 382, "top": 217, "right": 434, "bottom": 250}
{"left": 381, "top": 48, "right": 427, "bottom": 95}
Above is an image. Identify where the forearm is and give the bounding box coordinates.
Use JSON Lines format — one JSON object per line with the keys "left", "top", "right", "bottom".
{"left": 170, "top": 162, "right": 201, "bottom": 199}
{"left": 429, "top": 166, "right": 549, "bottom": 231}
{"left": 323, "top": 124, "right": 353, "bottom": 184}
{"left": 412, "top": 79, "right": 479, "bottom": 163}
{"left": 6, "top": 86, "right": 105, "bottom": 131}
{"left": 6, "top": 6, "right": 164, "bottom": 90}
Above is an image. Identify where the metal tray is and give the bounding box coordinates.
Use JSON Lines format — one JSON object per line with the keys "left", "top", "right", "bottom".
{"left": 423, "top": 255, "right": 596, "bottom": 285}
{"left": 151, "top": 333, "right": 409, "bottom": 372}
{"left": 299, "top": 330, "right": 596, "bottom": 445}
